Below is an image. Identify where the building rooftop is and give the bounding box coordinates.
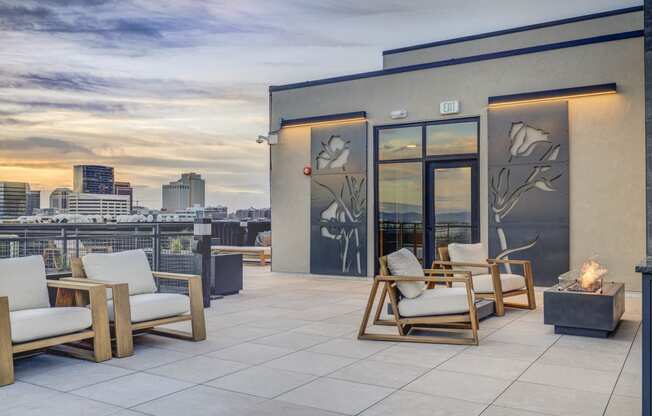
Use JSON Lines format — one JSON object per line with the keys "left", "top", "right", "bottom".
{"left": 4, "top": 266, "right": 642, "bottom": 415}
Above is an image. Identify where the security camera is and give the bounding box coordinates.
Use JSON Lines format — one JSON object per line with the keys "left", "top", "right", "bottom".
{"left": 256, "top": 135, "right": 267, "bottom": 144}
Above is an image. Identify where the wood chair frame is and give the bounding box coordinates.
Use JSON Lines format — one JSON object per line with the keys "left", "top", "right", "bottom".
{"left": 435, "top": 247, "right": 536, "bottom": 316}
{"left": 60, "top": 258, "right": 206, "bottom": 358}
{"left": 1, "top": 280, "right": 112, "bottom": 387}
{"left": 358, "top": 257, "right": 479, "bottom": 346}
{"left": 211, "top": 246, "right": 270, "bottom": 266}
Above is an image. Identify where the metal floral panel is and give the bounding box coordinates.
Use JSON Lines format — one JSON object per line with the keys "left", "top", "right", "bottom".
{"left": 310, "top": 121, "right": 367, "bottom": 276}
{"left": 311, "top": 123, "right": 366, "bottom": 174}
{"left": 488, "top": 102, "right": 569, "bottom": 286}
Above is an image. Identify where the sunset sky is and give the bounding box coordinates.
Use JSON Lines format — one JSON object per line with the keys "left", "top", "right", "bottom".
{"left": 0, "top": 0, "right": 638, "bottom": 210}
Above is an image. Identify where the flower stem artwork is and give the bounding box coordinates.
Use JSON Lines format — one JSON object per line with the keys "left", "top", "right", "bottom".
{"left": 489, "top": 121, "right": 562, "bottom": 273}
{"left": 315, "top": 176, "right": 366, "bottom": 274}
{"left": 310, "top": 122, "right": 367, "bottom": 276}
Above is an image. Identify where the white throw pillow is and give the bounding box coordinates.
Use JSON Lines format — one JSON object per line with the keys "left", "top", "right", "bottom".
{"left": 0, "top": 256, "right": 50, "bottom": 311}
{"left": 82, "top": 250, "right": 157, "bottom": 299}
{"left": 386, "top": 248, "right": 426, "bottom": 299}
{"left": 447, "top": 243, "right": 488, "bottom": 275}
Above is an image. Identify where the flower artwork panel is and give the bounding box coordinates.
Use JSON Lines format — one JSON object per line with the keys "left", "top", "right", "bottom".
{"left": 311, "top": 174, "right": 367, "bottom": 276}
{"left": 310, "top": 121, "right": 368, "bottom": 276}
{"left": 488, "top": 101, "right": 569, "bottom": 286}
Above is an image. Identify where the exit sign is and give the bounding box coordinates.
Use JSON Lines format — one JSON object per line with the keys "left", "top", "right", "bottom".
{"left": 440, "top": 100, "right": 460, "bottom": 115}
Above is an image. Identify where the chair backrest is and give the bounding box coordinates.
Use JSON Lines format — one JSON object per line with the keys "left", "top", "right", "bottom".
{"left": 379, "top": 256, "right": 402, "bottom": 307}
{"left": 438, "top": 246, "right": 451, "bottom": 262}
{"left": 384, "top": 248, "right": 425, "bottom": 299}
{"left": 0, "top": 256, "right": 50, "bottom": 311}
{"left": 447, "top": 243, "right": 487, "bottom": 275}
{"left": 81, "top": 249, "right": 157, "bottom": 299}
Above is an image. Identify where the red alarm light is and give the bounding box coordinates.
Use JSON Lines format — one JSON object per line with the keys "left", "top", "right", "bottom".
{"left": 303, "top": 166, "right": 312, "bottom": 176}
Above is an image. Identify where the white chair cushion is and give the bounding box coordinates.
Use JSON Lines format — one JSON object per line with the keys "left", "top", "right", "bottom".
{"left": 386, "top": 248, "right": 426, "bottom": 299}
{"left": 0, "top": 256, "right": 50, "bottom": 311}
{"left": 108, "top": 293, "right": 190, "bottom": 323}
{"left": 447, "top": 243, "right": 488, "bottom": 276}
{"left": 473, "top": 273, "right": 526, "bottom": 294}
{"left": 82, "top": 250, "right": 157, "bottom": 299}
{"left": 10, "top": 307, "right": 92, "bottom": 344}
{"left": 398, "top": 287, "right": 470, "bottom": 317}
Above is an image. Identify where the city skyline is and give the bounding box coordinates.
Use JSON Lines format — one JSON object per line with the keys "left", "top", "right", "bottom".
{"left": 0, "top": 0, "right": 636, "bottom": 210}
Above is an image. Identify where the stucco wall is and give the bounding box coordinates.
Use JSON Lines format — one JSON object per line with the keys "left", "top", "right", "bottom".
{"left": 270, "top": 125, "right": 311, "bottom": 273}
{"left": 383, "top": 10, "right": 642, "bottom": 69}
{"left": 270, "top": 36, "right": 645, "bottom": 289}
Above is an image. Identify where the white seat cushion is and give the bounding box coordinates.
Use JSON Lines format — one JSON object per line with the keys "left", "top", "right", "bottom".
{"left": 398, "top": 287, "right": 470, "bottom": 317}
{"left": 473, "top": 273, "right": 526, "bottom": 293}
{"left": 82, "top": 250, "right": 157, "bottom": 299}
{"left": 0, "top": 256, "right": 50, "bottom": 311}
{"left": 447, "top": 243, "right": 489, "bottom": 276}
{"left": 10, "top": 307, "right": 92, "bottom": 344}
{"left": 386, "top": 248, "right": 426, "bottom": 299}
{"left": 108, "top": 293, "right": 190, "bottom": 323}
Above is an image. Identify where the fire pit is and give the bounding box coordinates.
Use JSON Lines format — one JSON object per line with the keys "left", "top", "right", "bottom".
{"left": 544, "top": 259, "right": 624, "bottom": 338}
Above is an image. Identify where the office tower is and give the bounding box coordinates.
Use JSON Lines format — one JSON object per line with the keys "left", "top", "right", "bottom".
{"left": 0, "top": 182, "right": 28, "bottom": 219}
{"left": 114, "top": 181, "right": 133, "bottom": 211}
{"left": 161, "top": 173, "right": 205, "bottom": 210}
{"left": 26, "top": 188, "right": 40, "bottom": 215}
{"left": 49, "top": 187, "right": 71, "bottom": 210}
{"left": 73, "top": 165, "right": 114, "bottom": 194}
{"left": 67, "top": 193, "right": 130, "bottom": 217}
{"left": 234, "top": 207, "right": 271, "bottom": 220}
{"left": 198, "top": 205, "right": 228, "bottom": 220}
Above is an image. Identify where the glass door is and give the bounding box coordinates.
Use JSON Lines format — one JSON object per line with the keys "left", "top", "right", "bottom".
{"left": 425, "top": 160, "right": 479, "bottom": 266}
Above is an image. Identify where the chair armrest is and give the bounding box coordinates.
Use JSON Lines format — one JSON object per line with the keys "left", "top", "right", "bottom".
{"left": 0, "top": 296, "right": 8, "bottom": 314}
{"left": 152, "top": 271, "right": 200, "bottom": 282}
{"left": 47, "top": 280, "right": 106, "bottom": 292}
{"left": 61, "top": 277, "right": 124, "bottom": 289}
{"left": 376, "top": 271, "right": 472, "bottom": 284}
{"left": 432, "top": 260, "right": 492, "bottom": 269}
{"left": 487, "top": 258, "right": 531, "bottom": 266}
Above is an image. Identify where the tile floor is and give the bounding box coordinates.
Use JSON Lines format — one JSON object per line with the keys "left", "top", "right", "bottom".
{"left": 4, "top": 266, "right": 644, "bottom": 415}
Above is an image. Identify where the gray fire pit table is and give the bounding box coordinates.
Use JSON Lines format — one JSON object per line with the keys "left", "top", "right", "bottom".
{"left": 543, "top": 282, "right": 625, "bottom": 338}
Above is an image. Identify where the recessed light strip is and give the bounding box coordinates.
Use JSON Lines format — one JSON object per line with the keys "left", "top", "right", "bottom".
{"left": 280, "top": 111, "right": 367, "bottom": 128}
{"left": 488, "top": 83, "right": 617, "bottom": 108}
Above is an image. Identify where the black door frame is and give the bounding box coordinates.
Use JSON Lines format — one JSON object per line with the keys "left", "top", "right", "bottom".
{"left": 424, "top": 159, "right": 480, "bottom": 267}
{"left": 373, "top": 116, "right": 480, "bottom": 272}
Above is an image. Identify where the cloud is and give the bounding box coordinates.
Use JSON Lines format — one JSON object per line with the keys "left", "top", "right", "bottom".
{"left": 0, "top": 136, "right": 93, "bottom": 154}
{"left": 288, "top": 0, "right": 410, "bottom": 17}
{"left": 0, "top": 1, "right": 275, "bottom": 50}
{"left": 0, "top": 70, "right": 267, "bottom": 104}
{"left": 0, "top": 97, "right": 129, "bottom": 115}
{"left": 0, "top": 117, "right": 40, "bottom": 126}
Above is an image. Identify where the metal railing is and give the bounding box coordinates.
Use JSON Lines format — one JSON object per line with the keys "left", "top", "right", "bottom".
{"left": 378, "top": 221, "right": 477, "bottom": 260}
{"left": 0, "top": 223, "right": 198, "bottom": 294}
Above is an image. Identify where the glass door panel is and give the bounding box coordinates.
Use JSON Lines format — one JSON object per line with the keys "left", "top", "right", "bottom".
{"left": 426, "top": 162, "right": 478, "bottom": 265}
{"left": 378, "top": 162, "right": 423, "bottom": 261}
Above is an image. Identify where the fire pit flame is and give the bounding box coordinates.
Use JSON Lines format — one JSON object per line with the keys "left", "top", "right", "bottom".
{"left": 578, "top": 259, "right": 608, "bottom": 292}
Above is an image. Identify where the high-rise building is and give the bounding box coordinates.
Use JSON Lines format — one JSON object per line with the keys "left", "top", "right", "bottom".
{"left": 0, "top": 182, "right": 28, "bottom": 220}
{"left": 162, "top": 182, "right": 190, "bottom": 211}
{"left": 234, "top": 207, "right": 271, "bottom": 220}
{"left": 26, "top": 188, "right": 40, "bottom": 215}
{"left": 193, "top": 205, "right": 228, "bottom": 220}
{"left": 73, "top": 165, "right": 114, "bottom": 194}
{"left": 161, "top": 173, "right": 205, "bottom": 211}
{"left": 49, "top": 187, "right": 71, "bottom": 210}
{"left": 67, "top": 193, "right": 130, "bottom": 217}
{"left": 114, "top": 181, "right": 133, "bottom": 211}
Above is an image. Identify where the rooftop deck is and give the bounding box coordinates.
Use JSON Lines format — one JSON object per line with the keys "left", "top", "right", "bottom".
{"left": 3, "top": 267, "right": 642, "bottom": 416}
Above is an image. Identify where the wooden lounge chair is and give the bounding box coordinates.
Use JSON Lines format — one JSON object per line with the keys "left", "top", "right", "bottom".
{"left": 62, "top": 249, "right": 206, "bottom": 358}
{"left": 1, "top": 256, "right": 112, "bottom": 387}
{"left": 211, "top": 245, "right": 271, "bottom": 266}
{"left": 358, "top": 249, "right": 479, "bottom": 345}
{"left": 435, "top": 243, "right": 536, "bottom": 316}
